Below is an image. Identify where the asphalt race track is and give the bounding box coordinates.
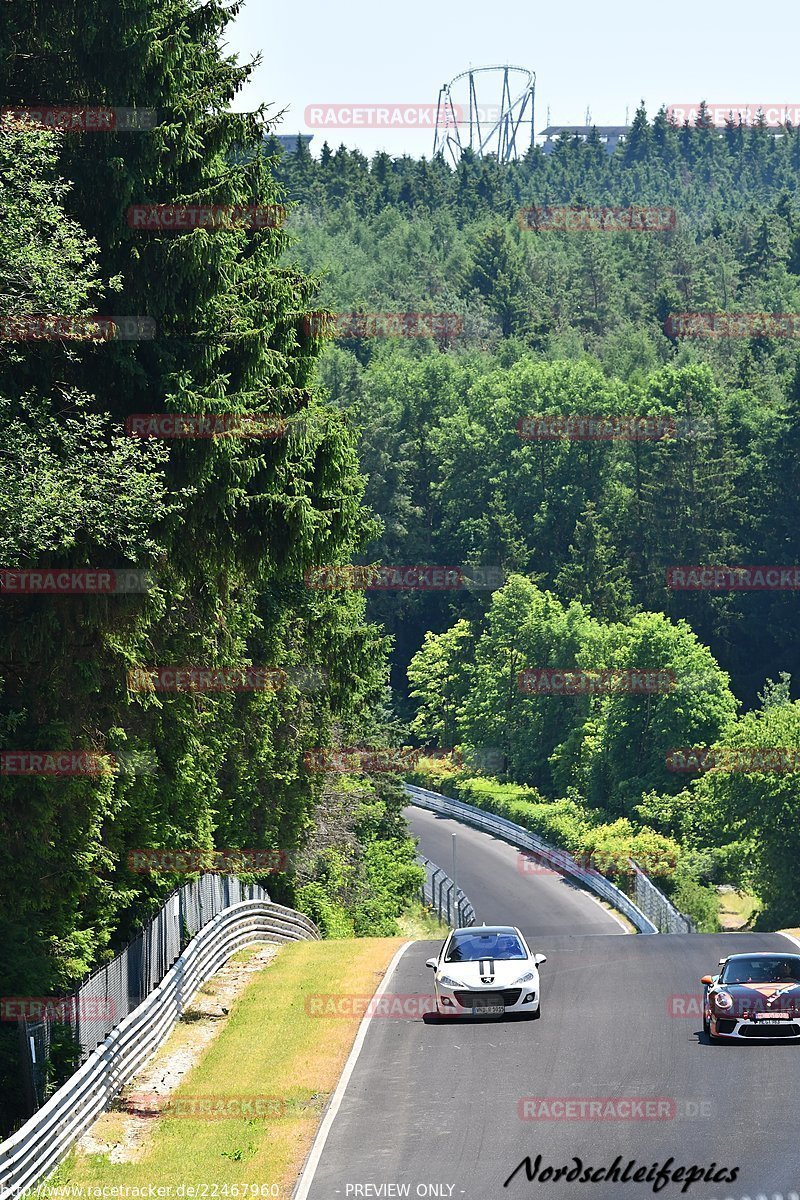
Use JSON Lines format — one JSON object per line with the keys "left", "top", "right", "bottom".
{"left": 298, "top": 805, "right": 800, "bottom": 1200}
{"left": 405, "top": 806, "right": 625, "bottom": 937}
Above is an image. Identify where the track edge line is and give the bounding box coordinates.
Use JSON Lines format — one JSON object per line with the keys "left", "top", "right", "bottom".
{"left": 291, "top": 939, "right": 415, "bottom": 1200}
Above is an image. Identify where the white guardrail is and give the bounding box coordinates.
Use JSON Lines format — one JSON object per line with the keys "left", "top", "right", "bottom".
{"left": 0, "top": 900, "right": 319, "bottom": 1194}
{"left": 405, "top": 783, "right": 660, "bottom": 934}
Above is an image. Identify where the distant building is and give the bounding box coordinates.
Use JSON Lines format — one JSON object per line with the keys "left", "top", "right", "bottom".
{"left": 273, "top": 133, "right": 314, "bottom": 154}
{"left": 539, "top": 126, "right": 630, "bottom": 155}
{"left": 229, "top": 133, "right": 314, "bottom": 165}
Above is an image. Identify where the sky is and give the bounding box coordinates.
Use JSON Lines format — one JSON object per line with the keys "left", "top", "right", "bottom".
{"left": 223, "top": 0, "right": 800, "bottom": 158}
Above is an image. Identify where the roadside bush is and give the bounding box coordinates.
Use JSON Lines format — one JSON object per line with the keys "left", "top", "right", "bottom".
{"left": 294, "top": 883, "right": 355, "bottom": 939}
{"left": 670, "top": 874, "right": 721, "bottom": 933}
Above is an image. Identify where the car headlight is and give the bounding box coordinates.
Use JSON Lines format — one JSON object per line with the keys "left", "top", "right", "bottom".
{"left": 513, "top": 972, "right": 536, "bottom": 985}
{"left": 437, "top": 975, "right": 465, "bottom": 989}
{"left": 714, "top": 991, "right": 733, "bottom": 1009}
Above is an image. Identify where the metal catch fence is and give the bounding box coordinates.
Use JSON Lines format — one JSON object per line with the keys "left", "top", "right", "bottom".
{"left": 629, "top": 861, "right": 694, "bottom": 934}
{"left": 20, "top": 874, "right": 272, "bottom": 1111}
{"left": 418, "top": 854, "right": 476, "bottom": 928}
{"left": 2, "top": 895, "right": 319, "bottom": 1195}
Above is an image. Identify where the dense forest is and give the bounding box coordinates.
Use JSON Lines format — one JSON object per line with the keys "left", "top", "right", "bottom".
{"left": 0, "top": 0, "right": 421, "bottom": 1127}
{"left": 4, "top": 0, "right": 800, "bottom": 1129}
{"left": 267, "top": 110, "right": 800, "bottom": 932}
{"left": 270, "top": 113, "right": 800, "bottom": 707}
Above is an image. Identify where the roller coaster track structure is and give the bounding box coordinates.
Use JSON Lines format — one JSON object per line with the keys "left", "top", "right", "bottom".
{"left": 433, "top": 65, "right": 535, "bottom": 166}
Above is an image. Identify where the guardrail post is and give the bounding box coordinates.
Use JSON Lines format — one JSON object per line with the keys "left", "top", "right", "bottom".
{"left": 18, "top": 1019, "right": 38, "bottom": 1117}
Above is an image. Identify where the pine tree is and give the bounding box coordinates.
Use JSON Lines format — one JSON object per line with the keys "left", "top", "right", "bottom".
{"left": 555, "top": 503, "right": 633, "bottom": 619}
{"left": 623, "top": 103, "right": 652, "bottom": 165}
{"left": 464, "top": 224, "right": 532, "bottom": 336}
{"left": 0, "top": 0, "right": 387, "bottom": 1034}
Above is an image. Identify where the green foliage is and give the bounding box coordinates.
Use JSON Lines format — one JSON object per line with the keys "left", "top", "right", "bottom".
{"left": 407, "top": 577, "right": 743, "bottom": 929}
{"left": 413, "top": 576, "right": 737, "bottom": 812}
{"left": 0, "top": 0, "right": 402, "bottom": 1130}
{"left": 687, "top": 699, "right": 800, "bottom": 927}
{"left": 407, "top": 767, "right": 682, "bottom": 889}
{"left": 407, "top": 620, "right": 475, "bottom": 745}
{"left": 671, "top": 875, "right": 721, "bottom": 934}
{"left": 8, "top": 19, "right": 800, "bottom": 1129}
{"left": 278, "top": 127, "right": 800, "bottom": 712}
{"left": 294, "top": 884, "right": 354, "bottom": 939}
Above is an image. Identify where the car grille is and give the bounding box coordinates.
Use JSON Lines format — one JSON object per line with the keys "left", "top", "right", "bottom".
{"left": 454, "top": 989, "right": 523, "bottom": 1007}
{"left": 740, "top": 1022, "right": 800, "bottom": 1038}
{"left": 716, "top": 1019, "right": 737, "bottom": 1034}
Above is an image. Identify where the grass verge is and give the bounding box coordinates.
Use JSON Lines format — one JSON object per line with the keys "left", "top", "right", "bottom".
{"left": 396, "top": 901, "right": 449, "bottom": 940}
{"left": 717, "top": 888, "right": 760, "bottom": 931}
{"left": 51, "top": 937, "right": 405, "bottom": 1194}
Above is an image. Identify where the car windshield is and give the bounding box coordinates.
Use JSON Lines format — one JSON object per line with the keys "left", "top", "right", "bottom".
{"left": 445, "top": 931, "right": 527, "bottom": 962}
{"left": 721, "top": 957, "right": 800, "bottom": 985}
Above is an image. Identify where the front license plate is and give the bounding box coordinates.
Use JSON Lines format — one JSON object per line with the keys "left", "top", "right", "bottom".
{"left": 472, "top": 1004, "right": 504, "bottom": 1015}
{"left": 755, "top": 1016, "right": 790, "bottom": 1023}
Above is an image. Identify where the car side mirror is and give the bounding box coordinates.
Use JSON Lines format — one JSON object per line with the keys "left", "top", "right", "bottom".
{"left": 425, "top": 958, "right": 438, "bottom": 969}
{"left": 701, "top": 975, "right": 714, "bottom": 985}
{"left": 534, "top": 954, "right": 547, "bottom": 966}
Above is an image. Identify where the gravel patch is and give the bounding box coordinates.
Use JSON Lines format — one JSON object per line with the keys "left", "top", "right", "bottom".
{"left": 75, "top": 943, "right": 280, "bottom": 1163}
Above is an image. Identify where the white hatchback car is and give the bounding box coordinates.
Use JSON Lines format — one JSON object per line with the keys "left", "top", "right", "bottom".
{"left": 426, "top": 925, "right": 546, "bottom": 1019}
